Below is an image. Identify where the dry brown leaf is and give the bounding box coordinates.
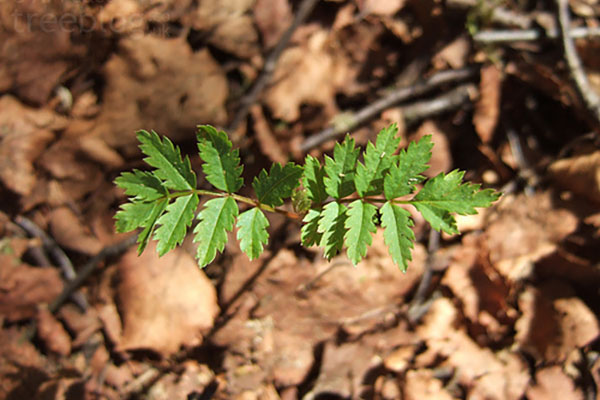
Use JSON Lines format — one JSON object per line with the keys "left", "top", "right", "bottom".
{"left": 432, "top": 35, "right": 471, "bottom": 70}
{"left": 92, "top": 36, "right": 228, "bottom": 156}
{"left": 0, "top": 2, "right": 85, "bottom": 105}
{"left": 214, "top": 240, "right": 425, "bottom": 390}
{"left": 0, "top": 261, "right": 63, "bottom": 321}
{"left": 58, "top": 305, "right": 102, "bottom": 347}
{"left": 473, "top": 64, "right": 502, "bottom": 144}
{"left": 361, "top": 0, "right": 406, "bottom": 16}
{"left": 417, "top": 298, "right": 529, "bottom": 400}
{"left": 210, "top": 15, "right": 260, "bottom": 58}
{"left": 309, "top": 341, "right": 376, "bottom": 398}
{"left": 485, "top": 192, "right": 578, "bottom": 282}
{"left": 36, "top": 307, "right": 72, "bottom": 356}
{"left": 549, "top": 150, "right": 600, "bottom": 204}
{"left": 442, "top": 234, "right": 512, "bottom": 340}
{"left": 515, "top": 283, "right": 600, "bottom": 362}
{"left": 332, "top": 4, "right": 356, "bottom": 31}
{"left": 412, "top": 121, "right": 452, "bottom": 177}
{"left": 49, "top": 206, "right": 103, "bottom": 255}
{"left": 526, "top": 366, "right": 584, "bottom": 400}
{"left": 404, "top": 369, "right": 454, "bottom": 400}
{"left": 264, "top": 29, "right": 350, "bottom": 121}
{"left": 254, "top": 0, "right": 292, "bottom": 48}
{"left": 250, "top": 105, "right": 288, "bottom": 164}
{"left": 0, "top": 327, "right": 46, "bottom": 399}
{"left": 147, "top": 361, "right": 214, "bottom": 399}
{"left": 192, "top": 0, "right": 258, "bottom": 58}
{"left": 116, "top": 243, "right": 219, "bottom": 356}
{"left": 0, "top": 96, "right": 64, "bottom": 196}
{"left": 78, "top": 135, "right": 124, "bottom": 168}
{"left": 384, "top": 345, "right": 416, "bottom": 373}
{"left": 96, "top": 0, "right": 145, "bottom": 34}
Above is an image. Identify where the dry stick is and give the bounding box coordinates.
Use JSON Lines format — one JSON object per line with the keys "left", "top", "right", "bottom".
{"left": 300, "top": 68, "right": 478, "bottom": 152}
{"left": 227, "top": 0, "right": 321, "bottom": 133}
{"left": 48, "top": 234, "right": 138, "bottom": 314}
{"left": 21, "top": 234, "right": 138, "bottom": 342}
{"left": 408, "top": 228, "right": 440, "bottom": 324}
{"left": 556, "top": 0, "right": 600, "bottom": 124}
{"left": 14, "top": 216, "right": 89, "bottom": 311}
{"left": 474, "top": 26, "right": 600, "bottom": 44}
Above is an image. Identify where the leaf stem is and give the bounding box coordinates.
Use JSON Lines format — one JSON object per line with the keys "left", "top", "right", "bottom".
{"left": 166, "top": 189, "right": 303, "bottom": 220}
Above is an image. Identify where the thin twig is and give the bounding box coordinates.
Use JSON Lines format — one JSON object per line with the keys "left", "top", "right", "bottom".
{"left": 22, "top": 234, "right": 137, "bottom": 342}
{"left": 474, "top": 26, "right": 600, "bottom": 44}
{"left": 408, "top": 229, "right": 440, "bottom": 323}
{"left": 49, "top": 234, "right": 138, "bottom": 313}
{"left": 227, "top": 0, "right": 320, "bottom": 133}
{"left": 401, "top": 83, "right": 476, "bottom": 124}
{"left": 556, "top": 0, "right": 600, "bottom": 123}
{"left": 14, "top": 216, "right": 88, "bottom": 311}
{"left": 300, "top": 69, "right": 478, "bottom": 151}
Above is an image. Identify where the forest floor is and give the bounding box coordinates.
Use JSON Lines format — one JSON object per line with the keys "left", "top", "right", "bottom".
{"left": 1, "top": 0, "right": 600, "bottom": 399}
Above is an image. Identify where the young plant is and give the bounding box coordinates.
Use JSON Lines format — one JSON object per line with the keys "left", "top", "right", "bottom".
{"left": 115, "top": 124, "right": 500, "bottom": 271}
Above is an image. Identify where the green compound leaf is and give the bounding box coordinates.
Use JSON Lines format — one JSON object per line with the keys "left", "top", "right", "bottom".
{"left": 197, "top": 125, "right": 243, "bottom": 193}
{"left": 384, "top": 135, "right": 433, "bottom": 200}
{"left": 355, "top": 124, "right": 401, "bottom": 197}
{"left": 237, "top": 207, "right": 269, "bottom": 260}
{"left": 114, "top": 170, "right": 168, "bottom": 201}
{"left": 412, "top": 170, "right": 501, "bottom": 234}
{"left": 154, "top": 193, "right": 199, "bottom": 256}
{"left": 380, "top": 202, "right": 415, "bottom": 271}
{"left": 344, "top": 200, "right": 377, "bottom": 265}
{"left": 318, "top": 202, "right": 348, "bottom": 260}
{"left": 115, "top": 199, "right": 168, "bottom": 254}
{"left": 137, "top": 130, "right": 196, "bottom": 191}
{"left": 253, "top": 162, "right": 303, "bottom": 207}
{"left": 300, "top": 209, "right": 322, "bottom": 247}
{"left": 324, "top": 135, "right": 360, "bottom": 199}
{"left": 194, "top": 197, "right": 238, "bottom": 268}
{"left": 302, "top": 155, "right": 328, "bottom": 204}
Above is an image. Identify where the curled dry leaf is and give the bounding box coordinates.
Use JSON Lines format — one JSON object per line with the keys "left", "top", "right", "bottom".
{"left": 0, "top": 258, "right": 63, "bottom": 321}
{"left": 417, "top": 298, "right": 529, "bottom": 400}
{"left": 92, "top": 35, "right": 228, "bottom": 156}
{"left": 264, "top": 29, "right": 351, "bottom": 121}
{"left": 404, "top": 369, "right": 454, "bottom": 400}
{"left": 191, "top": 0, "right": 258, "bottom": 58}
{"left": 0, "top": 2, "right": 85, "bottom": 105}
{"left": 515, "top": 283, "right": 600, "bottom": 362}
{"left": 36, "top": 307, "right": 72, "bottom": 356}
{"left": 147, "top": 361, "right": 214, "bottom": 399}
{"left": 250, "top": 105, "right": 288, "bottom": 164}
{"left": 442, "top": 234, "right": 513, "bottom": 341}
{"left": 361, "top": 0, "right": 406, "bottom": 16}
{"left": 49, "top": 206, "right": 103, "bottom": 255}
{"left": 412, "top": 120, "right": 451, "bottom": 177}
{"left": 0, "top": 96, "right": 65, "bottom": 196}
{"left": 254, "top": 0, "right": 293, "bottom": 48}
{"left": 432, "top": 35, "right": 470, "bottom": 70}
{"left": 117, "top": 242, "right": 219, "bottom": 356}
{"left": 473, "top": 64, "right": 502, "bottom": 144}
{"left": 549, "top": 150, "right": 600, "bottom": 204}
{"left": 0, "top": 328, "right": 46, "bottom": 399}
{"left": 309, "top": 341, "right": 376, "bottom": 397}
{"left": 526, "top": 366, "right": 584, "bottom": 400}
{"left": 485, "top": 192, "right": 578, "bottom": 282}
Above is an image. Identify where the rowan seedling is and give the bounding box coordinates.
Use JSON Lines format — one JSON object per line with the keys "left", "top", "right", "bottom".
{"left": 115, "top": 124, "right": 500, "bottom": 271}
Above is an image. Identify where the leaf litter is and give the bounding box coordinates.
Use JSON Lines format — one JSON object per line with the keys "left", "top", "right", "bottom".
{"left": 1, "top": 0, "right": 600, "bottom": 398}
